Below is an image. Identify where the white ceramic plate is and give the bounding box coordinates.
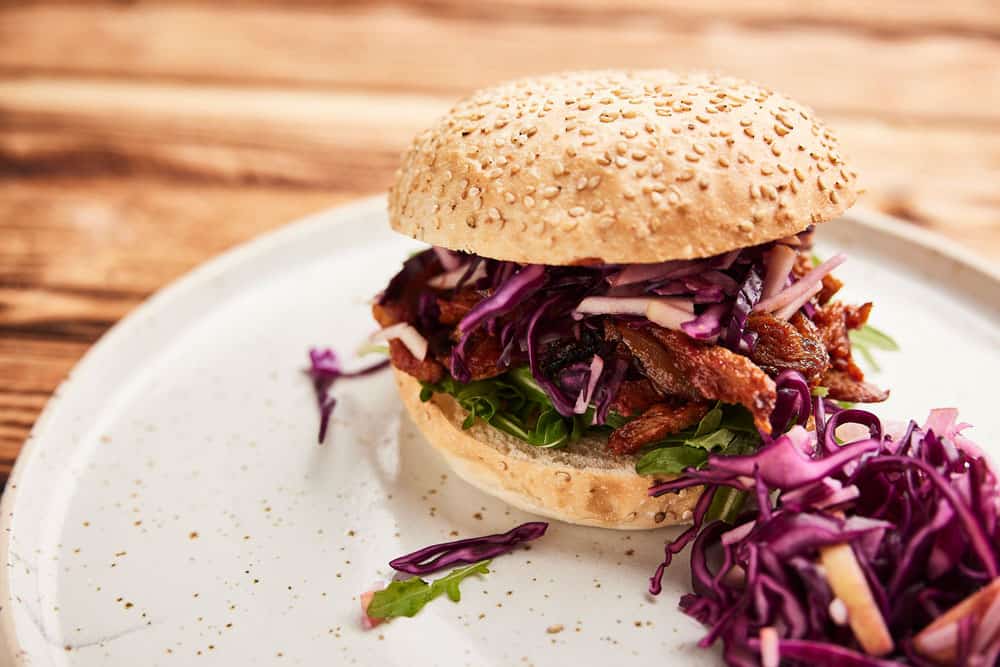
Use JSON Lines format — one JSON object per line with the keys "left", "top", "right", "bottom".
{"left": 3, "top": 198, "right": 999, "bottom": 667}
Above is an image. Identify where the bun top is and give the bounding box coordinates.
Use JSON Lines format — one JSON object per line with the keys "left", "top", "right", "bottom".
{"left": 389, "top": 70, "right": 860, "bottom": 264}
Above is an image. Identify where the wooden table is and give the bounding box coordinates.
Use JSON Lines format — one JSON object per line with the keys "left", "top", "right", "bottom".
{"left": 2, "top": 1, "right": 999, "bottom": 482}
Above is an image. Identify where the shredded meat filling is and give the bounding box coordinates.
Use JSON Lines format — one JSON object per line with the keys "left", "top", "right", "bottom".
{"left": 436, "top": 289, "right": 481, "bottom": 326}
{"left": 462, "top": 332, "right": 506, "bottom": 381}
{"left": 609, "top": 379, "right": 665, "bottom": 418}
{"left": 813, "top": 301, "right": 871, "bottom": 381}
{"left": 388, "top": 339, "right": 445, "bottom": 384}
{"left": 608, "top": 401, "right": 712, "bottom": 455}
{"left": 824, "top": 370, "right": 889, "bottom": 403}
{"left": 609, "top": 323, "right": 776, "bottom": 432}
{"left": 746, "top": 311, "right": 830, "bottom": 383}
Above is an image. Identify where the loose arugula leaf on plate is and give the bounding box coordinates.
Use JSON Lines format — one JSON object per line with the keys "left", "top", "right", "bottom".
{"left": 366, "top": 560, "right": 491, "bottom": 620}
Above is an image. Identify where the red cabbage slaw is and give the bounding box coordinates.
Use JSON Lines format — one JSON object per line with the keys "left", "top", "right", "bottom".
{"left": 307, "top": 348, "right": 389, "bottom": 443}
{"left": 407, "top": 228, "right": 823, "bottom": 422}
{"left": 646, "top": 375, "right": 1000, "bottom": 666}
{"left": 389, "top": 522, "right": 548, "bottom": 575}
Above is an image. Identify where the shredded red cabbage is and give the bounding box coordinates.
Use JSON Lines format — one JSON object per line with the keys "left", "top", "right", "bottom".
{"left": 647, "top": 398, "right": 1000, "bottom": 665}
{"left": 307, "top": 348, "right": 389, "bottom": 444}
{"left": 389, "top": 522, "right": 548, "bottom": 575}
{"left": 430, "top": 228, "right": 816, "bottom": 417}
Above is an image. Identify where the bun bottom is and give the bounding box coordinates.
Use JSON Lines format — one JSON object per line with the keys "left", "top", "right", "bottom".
{"left": 394, "top": 370, "right": 702, "bottom": 529}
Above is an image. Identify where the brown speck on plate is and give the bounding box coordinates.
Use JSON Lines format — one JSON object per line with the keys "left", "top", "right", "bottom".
{"left": 546, "top": 624, "right": 564, "bottom": 634}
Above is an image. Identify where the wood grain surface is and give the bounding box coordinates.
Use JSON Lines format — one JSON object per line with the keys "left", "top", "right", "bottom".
{"left": 2, "top": 1, "right": 999, "bottom": 482}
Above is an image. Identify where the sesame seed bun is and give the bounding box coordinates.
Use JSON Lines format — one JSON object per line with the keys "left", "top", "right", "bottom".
{"left": 389, "top": 70, "right": 859, "bottom": 264}
{"left": 395, "top": 370, "right": 700, "bottom": 530}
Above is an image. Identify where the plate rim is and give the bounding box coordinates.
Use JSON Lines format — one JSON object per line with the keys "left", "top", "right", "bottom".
{"left": 2, "top": 196, "right": 997, "bottom": 660}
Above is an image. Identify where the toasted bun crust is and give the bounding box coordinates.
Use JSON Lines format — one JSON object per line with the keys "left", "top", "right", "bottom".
{"left": 389, "top": 70, "right": 859, "bottom": 264}
{"left": 395, "top": 370, "right": 701, "bottom": 529}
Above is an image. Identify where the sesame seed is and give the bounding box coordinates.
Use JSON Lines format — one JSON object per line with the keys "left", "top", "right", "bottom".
{"left": 568, "top": 206, "right": 586, "bottom": 217}
{"left": 762, "top": 184, "right": 778, "bottom": 200}
{"left": 829, "top": 190, "right": 840, "bottom": 204}
{"left": 622, "top": 128, "right": 638, "bottom": 138}
{"left": 760, "top": 165, "right": 774, "bottom": 176}
{"left": 523, "top": 195, "right": 535, "bottom": 208}
{"left": 485, "top": 167, "right": 502, "bottom": 179}
{"left": 468, "top": 186, "right": 481, "bottom": 198}
{"left": 598, "top": 216, "right": 615, "bottom": 228}
{"left": 596, "top": 155, "right": 611, "bottom": 166}
{"left": 487, "top": 207, "right": 501, "bottom": 221}
{"left": 698, "top": 178, "right": 709, "bottom": 190}
{"left": 615, "top": 142, "right": 628, "bottom": 156}
{"left": 676, "top": 168, "right": 695, "bottom": 182}
{"left": 651, "top": 162, "right": 664, "bottom": 176}
{"left": 578, "top": 102, "right": 592, "bottom": 111}
{"left": 576, "top": 176, "right": 588, "bottom": 191}
{"left": 696, "top": 114, "right": 710, "bottom": 124}
{"left": 817, "top": 175, "right": 827, "bottom": 191}
{"left": 591, "top": 200, "right": 605, "bottom": 212}
{"left": 614, "top": 156, "right": 628, "bottom": 168}
{"left": 743, "top": 128, "right": 755, "bottom": 139}
{"left": 504, "top": 192, "right": 516, "bottom": 204}
{"left": 692, "top": 143, "right": 707, "bottom": 155}
{"left": 793, "top": 167, "right": 806, "bottom": 182}
{"left": 631, "top": 150, "right": 647, "bottom": 161}
{"left": 684, "top": 153, "right": 700, "bottom": 163}
{"left": 553, "top": 162, "right": 566, "bottom": 177}
{"left": 542, "top": 186, "right": 560, "bottom": 199}
{"left": 474, "top": 197, "right": 483, "bottom": 210}
{"left": 738, "top": 220, "right": 754, "bottom": 232}
{"left": 599, "top": 112, "right": 619, "bottom": 122}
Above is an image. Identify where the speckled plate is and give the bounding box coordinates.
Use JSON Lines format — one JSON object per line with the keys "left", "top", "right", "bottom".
{"left": 3, "top": 197, "right": 999, "bottom": 666}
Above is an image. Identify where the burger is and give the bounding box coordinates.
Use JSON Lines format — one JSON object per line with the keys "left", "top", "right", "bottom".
{"left": 372, "top": 70, "right": 886, "bottom": 529}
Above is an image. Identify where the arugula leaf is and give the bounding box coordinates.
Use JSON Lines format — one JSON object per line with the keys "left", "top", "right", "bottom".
{"left": 707, "top": 486, "right": 748, "bottom": 524}
{"left": 421, "top": 369, "right": 580, "bottom": 448}
{"left": 636, "top": 445, "right": 708, "bottom": 475}
{"left": 849, "top": 323, "right": 899, "bottom": 373}
{"left": 366, "top": 560, "right": 491, "bottom": 619}
{"left": 633, "top": 404, "right": 762, "bottom": 475}
{"left": 703, "top": 433, "right": 758, "bottom": 523}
